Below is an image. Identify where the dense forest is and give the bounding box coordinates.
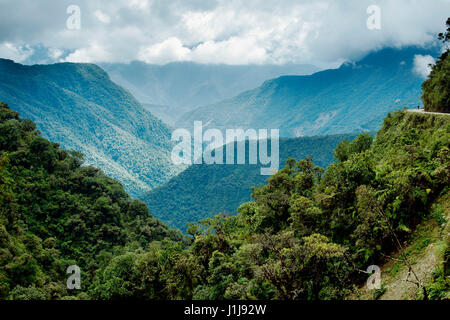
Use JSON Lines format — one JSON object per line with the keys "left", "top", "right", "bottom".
{"left": 1, "top": 100, "right": 448, "bottom": 299}
{"left": 142, "top": 134, "right": 359, "bottom": 231}
{"left": 0, "top": 101, "right": 184, "bottom": 299}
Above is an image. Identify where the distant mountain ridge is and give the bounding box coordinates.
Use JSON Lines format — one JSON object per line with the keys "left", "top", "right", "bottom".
{"left": 101, "top": 61, "right": 320, "bottom": 125}
{"left": 178, "top": 47, "right": 439, "bottom": 137}
{"left": 0, "top": 58, "right": 183, "bottom": 196}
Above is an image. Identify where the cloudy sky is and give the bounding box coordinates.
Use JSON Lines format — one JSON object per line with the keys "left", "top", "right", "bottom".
{"left": 0, "top": 0, "right": 449, "bottom": 67}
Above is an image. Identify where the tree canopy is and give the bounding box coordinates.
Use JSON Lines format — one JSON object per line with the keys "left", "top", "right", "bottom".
{"left": 422, "top": 17, "right": 450, "bottom": 113}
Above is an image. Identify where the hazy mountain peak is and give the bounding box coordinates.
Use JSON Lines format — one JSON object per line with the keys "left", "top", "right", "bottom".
{"left": 178, "top": 46, "right": 439, "bottom": 137}
{"left": 100, "top": 61, "right": 321, "bottom": 125}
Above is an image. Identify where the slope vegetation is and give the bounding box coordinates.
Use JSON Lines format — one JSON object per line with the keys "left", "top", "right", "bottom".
{"left": 0, "top": 59, "right": 182, "bottom": 196}
{"left": 0, "top": 102, "right": 182, "bottom": 299}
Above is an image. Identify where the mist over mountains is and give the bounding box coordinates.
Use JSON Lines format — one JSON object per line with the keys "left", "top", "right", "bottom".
{"left": 178, "top": 47, "right": 439, "bottom": 137}
{"left": 101, "top": 62, "right": 320, "bottom": 125}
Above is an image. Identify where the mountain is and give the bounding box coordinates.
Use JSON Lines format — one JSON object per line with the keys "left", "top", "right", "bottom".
{"left": 0, "top": 59, "right": 183, "bottom": 197}
{"left": 142, "top": 133, "right": 358, "bottom": 231}
{"left": 178, "top": 47, "right": 439, "bottom": 137}
{"left": 141, "top": 103, "right": 180, "bottom": 127}
{"left": 101, "top": 62, "right": 320, "bottom": 125}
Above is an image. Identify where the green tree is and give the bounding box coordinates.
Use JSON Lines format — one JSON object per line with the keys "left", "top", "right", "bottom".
{"left": 333, "top": 133, "right": 373, "bottom": 162}
{"left": 422, "top": 17, "right": 450, "bottom": 113}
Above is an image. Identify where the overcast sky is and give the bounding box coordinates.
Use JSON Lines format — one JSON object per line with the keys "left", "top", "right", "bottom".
{"left": 0, "top": 0, "right": 449, "bottom": 66}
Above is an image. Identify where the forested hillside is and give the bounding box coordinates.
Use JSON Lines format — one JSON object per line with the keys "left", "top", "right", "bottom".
{"left": 1, "top": 100, "right": 448, "bottom": 299}
{"left": 0, "top": 59, "right": 182, "bottom": 197}
{"left": 142, "top": 134, "right": 359, "bottom": 231}
{"left": 422, "top": 18, "right": 450, "bottom": 113}
{"left": 0, "top": 101, "right": 183, "bottom": 299}
{"left": 172, "top": 110, "right": 449, "bottom": 300}
{"left": 179, "top": 47, "right": 437, "bottom": 137}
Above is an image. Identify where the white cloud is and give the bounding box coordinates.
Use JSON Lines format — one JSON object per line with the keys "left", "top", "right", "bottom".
{"left": 64, "top": 42, "right": 112, "bottom": 63}
{"left": 127, "top": 0, "right": 150, "bottom": 11}
{"left": 413, "top": 54, "right": 435, "bottom": 78}
{"left": 138, "top": 37, "right": 190, "bottom": 64}
{"left": 94, "top": 10, "right": 111, "bottom": 24}
{"left": 191, "top": 37, "right": 268, "bottom": 64}
{"left": 138, "top": 36, "right": 269, "bottom": 65}
{"left": 0, "top": 0, "right": 449, "bottom": 65}
{"left": 0, "top": 42, "right": 34, "bottom": 62}
{"left": 48, "top": 47, "right": 63, "bottom": 60}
